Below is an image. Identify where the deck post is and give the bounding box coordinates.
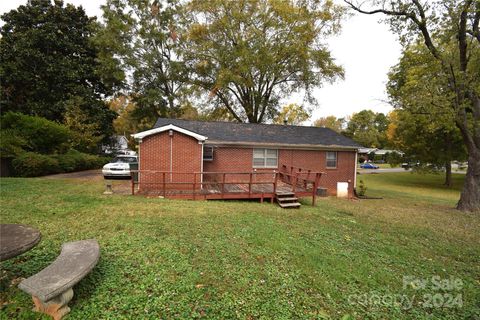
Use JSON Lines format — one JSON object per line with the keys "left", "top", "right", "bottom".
{"left": 131, "top": 175, "right": 135, "bottom": 195}
{"left": 273, "top": 172, "right": 278, "bottom": 194}
{"left": 193, "top": 172, "right": 197, "bottom": 200}
{"left": 221, "top": 173, "right": 226, "bottom": 199}
{"left": 312, "top": 173, "right": 321, "bottom": 206}
{"left": 162, "top": 172, "right": 166, "bottom": 198}
{"left": 248, "top": 173, "right": 253, "bottom": 196}
{"left": 292, "top": 172, "right": 297, "bottom": 193}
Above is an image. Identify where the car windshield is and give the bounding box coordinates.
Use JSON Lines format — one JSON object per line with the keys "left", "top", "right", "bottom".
{"left": 112, "top": 156, "right": 137, "bottom": 163}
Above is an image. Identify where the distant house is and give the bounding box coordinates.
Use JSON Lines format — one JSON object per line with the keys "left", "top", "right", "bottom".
{"left": 102, "top": 135, "right": 130, "bottom": 154}
{"left": 358, "top": 148, "right": 404, "bottom": 161}
{"left": 132, "top": 118, "right": 361, "bottom": 200}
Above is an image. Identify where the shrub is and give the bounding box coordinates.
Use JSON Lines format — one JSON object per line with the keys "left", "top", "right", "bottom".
{"left": 0, "top": 129, "right": 28, "bottom": 158}
{"left": 12, "top": 152, "right": 62, "bottom": 177}
{"left": 1, "top": 112, "right": 71, "bottom": 154}
{"left": 357, "top": 179, "right": 367, "bottom": 196}
{"left": 12, "top": 150, "right": 109, "bottom": 177}
{"left": 59, "top": 150, "right": 109, "bottom": 171}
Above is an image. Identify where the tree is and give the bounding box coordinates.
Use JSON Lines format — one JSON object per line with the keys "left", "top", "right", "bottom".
{"left": 344, "top": 110, "right": 389, "bottom": 148}
{"left": 387, "top": 44, "right": 467, "bottom": 187}
{"left": 313, "top": 116, "right": 345, "bottom": 132}
{"left": 346, "top": 0, "right": 480, "bottom": 211}
{"left": 387, "top": 110, "right": 466, "bottom": 186}
{"left": 0, "top": 0, "right": 113, "bottom": 132}
{"left": 63, "top": 101, "right": 103, "bottom": 154}
{"left": 273, "top": 104, "right": 310, "bottom": 125}
{"left": 183, "top": 0, "right": 345, "bottom": 123}
{"left": 0, "top": 0, "right": 117, "bottom": 143}
{"left": 100, "top": 0, "right": 189, "bottom": 120}
{"left": 108, "top": 95, "right": 153, "bottom": 149}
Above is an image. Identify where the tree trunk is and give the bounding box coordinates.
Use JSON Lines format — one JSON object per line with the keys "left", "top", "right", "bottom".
{"left": 456, "top": 149, "right": 480, "bottom": 212}
{"left": 444, "top": 161, "right": 452, "bottom": 187}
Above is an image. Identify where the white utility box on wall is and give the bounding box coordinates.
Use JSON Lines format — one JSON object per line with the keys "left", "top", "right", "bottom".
{"left": 337, "top": 182, "right": 349, "bottom": 198}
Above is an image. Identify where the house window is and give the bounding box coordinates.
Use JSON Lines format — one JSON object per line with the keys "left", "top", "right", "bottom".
{"left": 253, "top": 149, "right": 278, "bottom": 168}
{"left": 326, "top": 151, "right": 337, "bottom": 168}
{"left": 203, "top": 146, "right": 213, "bottom": 161}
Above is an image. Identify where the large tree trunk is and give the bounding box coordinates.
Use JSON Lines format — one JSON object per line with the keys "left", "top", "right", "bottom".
{"left": 456, "top": 149, "right": 480, "bottom": 212}
{"left": 444, "top": 161, "right": 452, "bottom": 187}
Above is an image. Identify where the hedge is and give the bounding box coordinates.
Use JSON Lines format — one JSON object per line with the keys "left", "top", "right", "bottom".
{"left": 1, "top": 112, "right": 71, "bottom": 154}
{"left": 12, "top": 151, "right": 109, "bottom": 177}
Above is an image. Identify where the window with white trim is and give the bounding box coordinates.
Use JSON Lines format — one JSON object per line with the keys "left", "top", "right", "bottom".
{"left": 326, "top": 151, "right": 337, "bottom": 168}
{"left": 253, "top": 149, "right": 278, "bottom": 168}
{"left": 203, "top": 146, "right": 213, "bottom": 161}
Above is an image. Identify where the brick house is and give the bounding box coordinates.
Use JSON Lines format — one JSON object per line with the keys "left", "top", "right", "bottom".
{"left": 132, "top": 118, "right": 361, "bottom": 198}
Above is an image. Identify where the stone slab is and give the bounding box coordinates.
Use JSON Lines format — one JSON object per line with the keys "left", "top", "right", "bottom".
{"left": 18, "top": 239, "right": 100, "bottom": 302}
{"left": 0, "top": 224, "right": 41, "bottom": 261}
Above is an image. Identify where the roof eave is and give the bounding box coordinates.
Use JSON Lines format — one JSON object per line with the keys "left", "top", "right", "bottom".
{"left": 205, "top": 140, "right": 360, "bottom": 150}
{"left": 132, "top": 124, "right": 208, "bottom": 141}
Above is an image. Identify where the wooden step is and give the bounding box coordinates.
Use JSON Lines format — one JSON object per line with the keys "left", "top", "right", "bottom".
{"left": 276, "top": 197, "right": 298, "bottom": 202}
{"left": 275, "top": 192, "right": 295, "bottom": 198}
{"left": 278, "top": 202, "right": 301, "bottom": 208}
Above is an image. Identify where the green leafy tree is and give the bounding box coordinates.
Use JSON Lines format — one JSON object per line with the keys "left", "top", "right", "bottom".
{"left": 345, "top": 0, "right": 480, "bottom": 212}
{"left": 273, "top": 104, "right": 310, "bottom": 125}
{"left": 100, "top": 0, "right": 189, "bottom": 122}
{"left": 0, "top": 0, "right": 117, "bottom": 144}
{"left": 183, "top": 0, "right": 345, "bottom": 123}
{"left": 344, "top": 110, "right": 389, "bottom": 148}
{"left": 387, "top": 110, "right": 465, "bottom": 186}
{"left": 313, "top": 116, "right": 345, "bottom": 132}
{"left": 387, "top": 43, "right": 467, "bottom": 187}
{"left": 386, "top": 151, "right": 403, "bottom": 168}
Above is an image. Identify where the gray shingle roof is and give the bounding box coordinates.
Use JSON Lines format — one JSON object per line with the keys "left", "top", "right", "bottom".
{"left": 153, "top": 118, "right": 361, "bottom": 149}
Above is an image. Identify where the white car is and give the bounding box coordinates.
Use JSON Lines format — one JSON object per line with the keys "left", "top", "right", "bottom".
{"left": 102, "top": 155, "right": 138, "bottom": 179}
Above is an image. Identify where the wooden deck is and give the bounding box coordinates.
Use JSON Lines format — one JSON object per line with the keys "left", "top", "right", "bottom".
{"left": 136, "top": 181, "right": 308, "bottom": 202}
{"left": 131, "top": 167, "right": 323, "bottom": 205}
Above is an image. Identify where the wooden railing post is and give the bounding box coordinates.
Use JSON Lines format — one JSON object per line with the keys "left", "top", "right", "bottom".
{"left": 193, "top": 172, "right": 196, "bottom": 200}
{"left": 292, "top": 172, "right": 297, "bottom": 193}
{"left": 312, "top": 173, "right": 321, "bottom": 206}
{"left": 248, "top": 173, "right": 253, "bottom": 195}
{"left": 162, "top": 172, "right": 166, "bottom": 198}
{"left": 131, "top": 174, "right": 135, "bottom": 195}
{"left": 221, "top": 173, "right": 226, "bottom": 198}
{"left": 273, "top": 171, "right": 278, "bottom": 194}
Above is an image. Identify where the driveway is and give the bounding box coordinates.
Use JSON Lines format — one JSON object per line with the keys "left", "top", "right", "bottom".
{"left": 44, "top": 169, "right": 132, "bottom": 194}
{"left": 44, "top": 169, "right": 104, "bottom": 181}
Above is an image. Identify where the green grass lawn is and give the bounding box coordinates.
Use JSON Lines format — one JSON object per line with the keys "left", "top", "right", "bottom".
{"left": 1, "top": 173, "right": 479, "bottom": 319}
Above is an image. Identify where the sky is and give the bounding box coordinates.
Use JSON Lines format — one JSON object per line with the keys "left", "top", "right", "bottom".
{"left": 0, "top": 0, "right": 402, "bottom": 122}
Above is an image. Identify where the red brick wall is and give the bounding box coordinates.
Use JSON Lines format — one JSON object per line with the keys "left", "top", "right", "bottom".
{"left": 139, "top": 133, "right": 356, "bottom": 196}
{"left": 204, "top": 146, "right": 356, "bottom": 196}
{"left": 138, "top": 131, "right": 202, "bottom": 191}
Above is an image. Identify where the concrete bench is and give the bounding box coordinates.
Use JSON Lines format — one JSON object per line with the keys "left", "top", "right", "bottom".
{"left": 18, "top": 239, "right": 100, "bottom": 320}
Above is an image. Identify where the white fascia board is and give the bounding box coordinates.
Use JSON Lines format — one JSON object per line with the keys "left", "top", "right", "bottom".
{"left": 132, "top": 124, "right": 208, "bottom": 141}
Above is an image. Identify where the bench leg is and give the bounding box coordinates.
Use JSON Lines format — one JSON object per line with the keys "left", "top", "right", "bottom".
{"left": 32, "top": 288, "right": 73, "bottom": 320}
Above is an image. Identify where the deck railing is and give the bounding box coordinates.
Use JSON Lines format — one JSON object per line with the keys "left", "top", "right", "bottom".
{"left": 130, "top": 169, "right": 324, "bottom": 205}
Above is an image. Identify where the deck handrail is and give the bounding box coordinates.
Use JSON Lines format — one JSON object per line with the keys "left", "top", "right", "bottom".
{"left": 129, "top": 169, "right": 323, "bottom": 206}
{"left": 131, "top": 170, "right": 280, "bottom": 175}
